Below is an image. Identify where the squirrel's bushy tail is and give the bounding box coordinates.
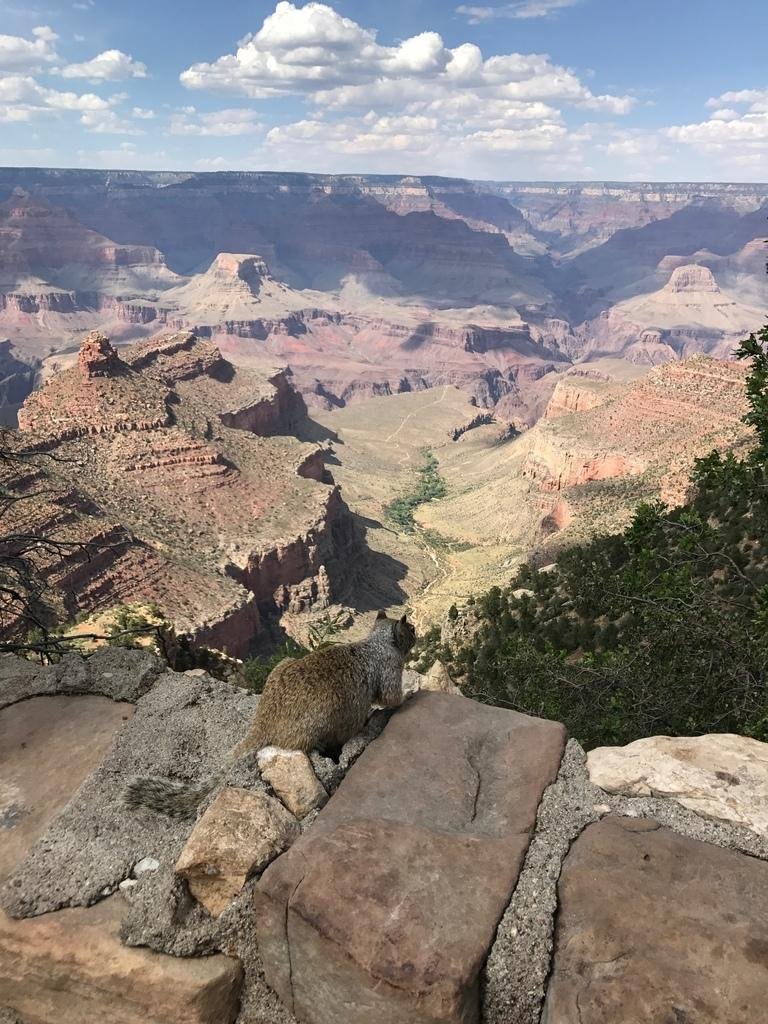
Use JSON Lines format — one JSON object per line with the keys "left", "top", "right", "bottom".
{"left": 123, "top": 775, "right": 219, "bottom": 818}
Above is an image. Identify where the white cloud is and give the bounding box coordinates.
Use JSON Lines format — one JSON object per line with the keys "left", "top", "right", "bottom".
{"left": 456, "top": 1, "right": 580, "bottom": 23}
{"left": 179, "top": 1, "right": 630, "bottom": 115}
{"left": 0, "top": 26, "right": 59, "bottom": 73}
{"left": 0, "top": 145, "right": 57, "bottom": 164}
{"left": 173, "top": 2, "right": 631, "bottom": 177}
{"left": 132, "top": 106, "right": 155, "bottom": 119}
{"left": 169, "top": 107, "right": 263, "bottom": 136}
{"left": 60, "top": 48, "right": 147, "bottom": 81}
{"left": 707, "top": 88, "right": 768, "bottom": 111}
{"left": 666, "top": 88, "right": 768, "bottom": 169}
{"left": 0, "top": 74, "right": 113, "bottom": 123}
{"left": 80, "top": 108, "right": 144, "bottom": 133}
{"left": 76, "top": 142, "right": 175, "bottom": 169}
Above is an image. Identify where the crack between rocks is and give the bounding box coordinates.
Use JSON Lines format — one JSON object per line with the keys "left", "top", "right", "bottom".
{"left": 480, "top": 738, "right": 596, "bottom": 1024}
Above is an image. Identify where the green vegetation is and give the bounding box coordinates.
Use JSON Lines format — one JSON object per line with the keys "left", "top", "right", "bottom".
{"left": 384, "top": 450, "right": 447, "bottom": 532}
{"left": 423, "top": 323, "right": 768, "bottom": 750}
{"left": 420, "top": 527, "right": 473, "bottom": 552}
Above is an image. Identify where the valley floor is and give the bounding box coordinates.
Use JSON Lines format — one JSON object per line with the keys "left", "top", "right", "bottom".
{"left": 316, "top": 386, "right": 537, "bottom": 628}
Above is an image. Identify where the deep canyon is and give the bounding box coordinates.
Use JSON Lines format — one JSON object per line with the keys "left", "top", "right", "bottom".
{"left": 1, "top": 169, "right": 765, "bottom": 646}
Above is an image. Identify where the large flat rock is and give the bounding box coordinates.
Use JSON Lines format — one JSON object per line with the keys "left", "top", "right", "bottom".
{"left": 0, "top": 694, "right": 133, "bottom": 882}
{"left": 0, "top": 692, "right": 243, "bottom": 1024}
{"left": 588, "top": 732, "right": 768, "bottom": 838}
{"left": 0, "top": 897, "right": 243, "bottom": 1024}
{"left": 542, "top": 816, "right": 768, "bottom": 1024}
{"left": 255, "top": 692, "right": 567, "bottom": 1024}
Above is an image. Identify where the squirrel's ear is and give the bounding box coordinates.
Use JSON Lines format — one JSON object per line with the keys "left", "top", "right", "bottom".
{"left": 399, "top": 614, "right": 407, "bottom": 624}
{"left": 376, "top": 610, "right": 387, "bottom": 620}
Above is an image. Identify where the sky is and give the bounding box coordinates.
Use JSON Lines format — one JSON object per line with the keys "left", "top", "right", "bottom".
{"left": 0, "top": 0, "right": 766, "bottom": 181}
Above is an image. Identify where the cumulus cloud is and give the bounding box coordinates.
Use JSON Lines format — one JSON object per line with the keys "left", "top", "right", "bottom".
{"left": 60, "top": 48, "right": 147, "bottom": 81}
{"left": 456, "top": 1, "right": 581, "bottom": 23}
{"left": 179, "top": 1, "right": 630, "bottom": 114}
{"left": 169, "top": 107, "right": 263, "bottom": 136}
{"left": 0, "top": 74, "right": 112, "bottom": 122}
{"left": 0, "top": 26, "right": 59, "bottom": 73}
{"left": 80, "top": 108, "right": 144, "bottom": 134}
{"left": 176, "top": 1, "right": 632, "bottom": 175}
{"left": 666, "top": 88, "right": 768, "bottom": 167}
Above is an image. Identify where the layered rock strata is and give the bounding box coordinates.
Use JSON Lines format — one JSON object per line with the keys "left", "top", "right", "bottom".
{"left": 12, "top": 330, "right": 364, "bottom": 653}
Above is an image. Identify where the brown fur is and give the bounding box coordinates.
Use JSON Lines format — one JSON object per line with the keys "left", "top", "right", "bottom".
{"left": 233, "top": 612, "right": 416, "bottom": 757}
{"left": 124, "top": 612, "right": 416, "bottom": 817}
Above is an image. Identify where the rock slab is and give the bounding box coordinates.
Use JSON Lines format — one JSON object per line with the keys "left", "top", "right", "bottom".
{"left": 176, "top": 786, "right": 299, "bottom": 917}
{"left": 542, "top": 816, "right": 768, "bottom": 1024}
{"left": 588, "top": 732, "right": 768, "bottom": 838}
{"left": 255, "top": 692, "right": 567, "bottom": 1024}
{"left": 0, "top": 897, "right": 242, "bottom": 1024}
{"left": 0, "top": 691, "right": 243, "bottom": 1024}
{"left": 0, "top": 694, "right": 133, "bottom": 881}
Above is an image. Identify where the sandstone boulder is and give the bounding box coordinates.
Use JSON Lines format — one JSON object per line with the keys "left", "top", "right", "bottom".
{"left": 588, "top": 733, "right": 768, "bottom": 838}
{"left": 0, "top": 898, "right": 242, "bottom": 1024}
{"left": 175, "top": 787, "right": 299, "bottom": 917}
{"left": 257, "top": 747, "right": 328, "bottom": 818}
{"left": 421, "top": 659, "right": 461, "bottom": 694}
{"left": 542, "top": 816, "right": 768, "bottom": 1023}
{"left": 255, "top": 692, "right": 566, "bottom": 1024}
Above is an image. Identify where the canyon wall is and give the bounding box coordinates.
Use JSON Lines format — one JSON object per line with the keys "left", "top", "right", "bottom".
{"left": 10, "top": 330, "right": 367, "bottom": 656}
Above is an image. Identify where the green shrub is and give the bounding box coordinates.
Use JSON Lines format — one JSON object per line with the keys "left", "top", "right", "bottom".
{"left": 436, "top": 322, "right": 768, "bottom": 749}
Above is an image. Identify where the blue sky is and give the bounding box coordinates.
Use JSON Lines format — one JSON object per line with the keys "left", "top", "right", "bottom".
{"left": 0, "top": 0, "right": 766, "bottom": 180}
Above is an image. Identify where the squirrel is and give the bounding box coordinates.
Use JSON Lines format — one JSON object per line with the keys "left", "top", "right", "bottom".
{"left": 124, "top": 611, "right": 416, "bottom": 818}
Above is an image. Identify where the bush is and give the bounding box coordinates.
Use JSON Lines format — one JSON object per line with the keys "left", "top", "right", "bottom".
{"left": 435, "top": 321, "right": 768, "bottom": 749}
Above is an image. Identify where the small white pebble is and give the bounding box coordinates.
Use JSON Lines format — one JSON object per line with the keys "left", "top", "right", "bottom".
{"left": 133, "top": 857, "right": 160, "bottom": 875}
{"left": 593, "top": 803, "right": 611, "bottom": 815}
{"left": 119, "top": 879, "right": 138, "bottom": 892}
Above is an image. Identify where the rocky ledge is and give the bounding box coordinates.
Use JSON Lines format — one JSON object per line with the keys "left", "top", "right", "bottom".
{"left": 2, "top": 650, "right": 767, "bottom": 1024}
{"left": 11, "top": 331, "right": 366, "bottom": 653}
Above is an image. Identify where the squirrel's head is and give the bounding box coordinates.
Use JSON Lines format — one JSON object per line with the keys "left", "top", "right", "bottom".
{"left": 375, "top": 610, "right": 416, "bottom": 655}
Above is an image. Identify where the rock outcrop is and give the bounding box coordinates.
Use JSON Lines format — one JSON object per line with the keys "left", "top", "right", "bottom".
{"left": 255, "top": 693, "right": 567, "bottom": 1024}
{"left": 12, "top": 331, "right": 364, "bottom": 654}
{"left": 542, "top": 371, "right": 615, "bottom": 420}
{"left": 523, "top": 437, "right": 645, "bottom": 492}
{"left": 588, "top": 733, "right": 768, "bottom": 839}
{"left": 19, "top": 331, "right": 171, "bottom": 441}
{"left": 514, "top": 355, "right": 752, "bottom": 545}
{"left": 3, "top": 651, "right": 768, "bottom": 1024}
